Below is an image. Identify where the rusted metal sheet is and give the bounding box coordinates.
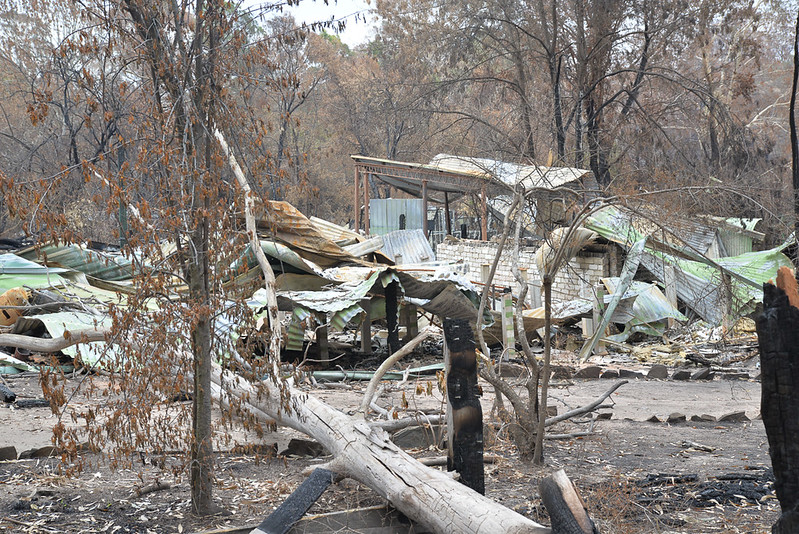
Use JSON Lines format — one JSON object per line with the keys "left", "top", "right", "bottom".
{"left": 251, "top": 201, "right": 358, "bottom": 268}
{"left": 308, "top": 216, "right": 361, "bottom": 247}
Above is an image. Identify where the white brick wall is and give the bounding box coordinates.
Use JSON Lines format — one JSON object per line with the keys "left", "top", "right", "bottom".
{"left": 436, "top": 239, "right": 608, "bottom": 304}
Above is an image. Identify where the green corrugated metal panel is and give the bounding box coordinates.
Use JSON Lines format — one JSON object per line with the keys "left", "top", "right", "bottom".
{"left": 369, "top": 199, "right": 424, "bottom": 236}
{"left": 330, "top": 304, "right": 364, "bottom": 330}
{"left": 603, "top": 278, "right": 687, "bottom": 342}
{"left": 0, "top": 274, "right": 61, "bottom": 291}
{"left": 17, "top": 244, "right": 135, "bottom": 281}
{"left": 286, "top": 307, "right": 312, "bottom": 351}
{"left": 0, "top": 254, "right": 68, "bottom": 274}
{"left": 603, "top": 278, "right": 687, "bottom": 324}
{"left": 0, "top": 352, "right": 38, "bottom": 373}
{"left": 11, "top": 311, "right": 114, "bottom": 367}
{"left": 0, "top": 253, "right": 71, "bottom": 291}
{"left": 586, "top": 204, "right": 792, "bottom": 324}
{"left": 717, "top": 230, "right": 753, "bottom": 257}
{"left": 642, "top": 244, "right": 791, "bottom": 323}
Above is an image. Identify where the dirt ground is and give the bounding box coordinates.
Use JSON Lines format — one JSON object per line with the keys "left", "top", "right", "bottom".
{"left": 0, "top": 346, "right": 780, "bottom": 533}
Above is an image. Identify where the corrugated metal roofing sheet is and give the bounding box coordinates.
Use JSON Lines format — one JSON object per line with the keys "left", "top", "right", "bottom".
{"left": 308, "top": 216, "right": 361, "bottom": 246}
{"left": 428, "top": 153, "right": 591, "bottom": 191}
{"left": 379, "top": 229, "right": 435, "bottom": 264}
{"left": 612, "top": 279, "right": 686, "bottom": 324}
{"left": 0, "top": 253, "right": 71, "bottom": 291}
{"left": 0, "top": 254, "right": 68, "bottom": 274}
{"left": 586, "top": 205, "right": 721, "bottom": 258}
{"left": 12, "top": 311, "right": 113, "bottom": 366}
{"left": 252, "top": 201, "right": 358, "bottom": 268}
{"left": 585, "top": 204, "right": 792, "bottom": 324}
{"left": 17, "top": 244, "right": 135, "bottom": 281}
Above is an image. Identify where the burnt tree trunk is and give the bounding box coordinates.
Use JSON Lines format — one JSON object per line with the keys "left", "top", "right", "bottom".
{"left": 385, "top": 280, "right": 401, "bottom": 355}
{"left": 757, "top": 276, "right": 799, "bottom": 533}
{"left": 539, "top": 470, "right": 599, "bottom": 534}
{"left": 443, "top": 318, "right": 485, "bottom": 495}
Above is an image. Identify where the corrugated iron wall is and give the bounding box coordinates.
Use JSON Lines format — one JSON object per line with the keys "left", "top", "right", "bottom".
{"left": 369, "top": 199, "right": 424, "bottom": 236}
{"left": 718, "top": 229, "right": 754, "bottom": 257}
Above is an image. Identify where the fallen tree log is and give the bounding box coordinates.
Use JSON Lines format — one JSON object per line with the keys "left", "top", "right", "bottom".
{"left": 539, "top": 470, "right": 598, "bottom": 533}
{"left": 6, "top": 329, "right": 596, "bottom": 533}
{"left": 213, "top": 363, "right": 550, "bottom": 533}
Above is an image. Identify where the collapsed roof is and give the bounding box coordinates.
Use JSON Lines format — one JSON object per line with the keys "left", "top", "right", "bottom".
{"left": 585, "top": 204, "right": 790, "bottom": 324}
{"left": 351, "top": 153, "right": 594, "bottom": 201}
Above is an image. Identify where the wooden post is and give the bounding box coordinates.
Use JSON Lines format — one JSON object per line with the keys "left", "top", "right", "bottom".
{"left": 593, "top": 282, "right": 605, "bottom": 352}
{"left": 480, "top": 264, "right": 492, "bottom": 311}
{"left": 385, "top": 280, "right": 400, "bottom": 355}
{"left": 519, "top": 268, "right": 529, "bottom": 307}
{"left": 401, "top": 304, "right": 419, "bottom": 344}
{"left": 501, "top": 288, "right": 515, "bottom": 361}
{"left": 664, "top": 263, "right": 678, "bottom": 328}
{"left": 360, "top": 298, "right": 372, "bottom": 354}
{"left": 354, "top": 166, "right": 361, "bottom": 233}
{"left": 480, "top": 185, "right": 488, "bottom": 241}
{"left": 721, "top": 271, "right": 733, "bottom": 331}
{"left": 363, "top": 173, "right": 370, "bottom": 236}
{"left": 421, "top": 179, "right": 429, "bottom": 238}
{"left": 316, "top": 313, "right": 329, "bottom": 366}
{"left": 757, "top": 269, "right": 799, "bottom": 533}
{"left": 444, "top": 191, "right": 452, "bottom": 236}
{"left": 530, "top": 280, "right": 542, "bottom": 308}
{"left": 443, "top": 318, "right": 484, "bottom": 495}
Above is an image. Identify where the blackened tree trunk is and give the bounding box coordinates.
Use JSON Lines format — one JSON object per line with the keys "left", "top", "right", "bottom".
{"left": 443, "top": 318, "right": 484, "bottom": 495}
{"left": 385, "top": 280, "right": 401, "bottom": 355}
{"left": 757, "top": 279, "right": 799, "bottom": 533}
{"left": 791, "top": 9, "right": 799, "bottom": 251}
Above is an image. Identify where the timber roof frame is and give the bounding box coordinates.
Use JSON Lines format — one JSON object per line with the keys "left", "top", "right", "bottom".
{"left": 351, "top": 155, "right": 510, "bottom": 203}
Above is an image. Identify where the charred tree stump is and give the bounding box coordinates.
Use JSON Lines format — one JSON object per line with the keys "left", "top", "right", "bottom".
{"left": 385, "top": 280, "right": 401, "bottom": 355}
{"left": 757, "top": 271, "right": 799, "bottom": 533}
{"left": 443, "top": 318, "right": 484, "bottom": 495}
{"left": 539, "top": 470, "right": 599, "bottom": 533}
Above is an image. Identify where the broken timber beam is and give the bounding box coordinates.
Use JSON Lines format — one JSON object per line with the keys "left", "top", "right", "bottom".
{"left": 250, "top": 468, "right": 335, "bottom": 534}
{"left": 6, "top": 327, "right": 598, "bottom": 534}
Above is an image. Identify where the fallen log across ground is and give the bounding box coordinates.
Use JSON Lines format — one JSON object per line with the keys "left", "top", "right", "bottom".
{"left": 2, "top": 329, "right": 603, "bottom": 533}
{"left": 213, "top": 364, "right": 552, "bottom": 533}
